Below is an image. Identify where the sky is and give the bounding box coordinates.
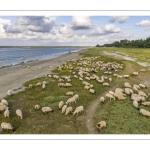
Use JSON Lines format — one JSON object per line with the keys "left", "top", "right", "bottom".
{"left": 0, "top": 16, "right": 150, "bottom": 46}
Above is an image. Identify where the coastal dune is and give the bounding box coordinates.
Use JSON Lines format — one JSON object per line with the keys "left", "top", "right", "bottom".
{"left": 0, "top": 50, "right": 85, "bottom": 99}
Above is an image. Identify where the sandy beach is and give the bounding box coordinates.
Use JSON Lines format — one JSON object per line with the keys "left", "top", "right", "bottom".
{"left": 0, "top": 49, "right": 87, "bottom": 99}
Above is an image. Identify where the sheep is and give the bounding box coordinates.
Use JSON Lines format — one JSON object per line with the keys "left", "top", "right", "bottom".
{"left": 133, "top": 100, "right": 139, "bottom": 110}
{"left": 36, "top": 82, "right": 42, "bottom": 86}
{"left": 0, "top": 103, "right": 8, "bottom": 112}
{"left": 34, "top": 104, "right": 40, "bottom": 110}
{"left": 4, "top": 107, "right": 9, "bottom": 118}
{"left": 61, "top": 105, "right": 67, "bottom": 114}
{"left": 139, "top": 84, "right": 147, "bottom": 89}
{"left": 132, "top": 72, "right": 139, "bottom": 76}
{"left": 133, "top": 84, "right": 141, "bottom": 90}
{"left": 1, "top": 99, "right": 8, "bottom": 106}
{"left": 66, "top": 97, "right": 76, "bottom": 105}
{"left": 84, "top": 85, "right": 90, "bottom": 90}
{"left": 73, "top": 106, "right": 84, "bottom": 116}
{"left": 99, "top": 96, "right": 105, "bottom": 103}
{"left": 105, "top": 93, "right": 115, "bottom": 101}
{"left": 1, "top": 122, "right": 14, "bottom": 131}
{"left": 66, "top": 91, "right": 74, "bottom": 96}
{"left": 89, "top": 88, "right": 96, "bottom": 94}
{"left": 65, "top": 106, "right": 73, "bottom": 115}
{"left": 42, "top": 107, "right": 53, "bottom": 114}
{"left": 59, "top": 101, "right": 64, "bottom": 110}
{"left": 108, "top": 77, "right": 112, "bottom": 82}
{"left": 124, "top": 82, "right": 132, "bottom": 88}
{"left": 139, "top": 109, "right": 150, "bottom": 117}
{"left": 96, "top": 121, "right": 106, "bottom": 133}
{"left": 102, "top": 82, "right": 110, "bottom": 87}
{"left": 131, "top": 94, "right": 143, "bottom": 103}
{"left": 73, "top": 94, "right": 79, "bottom": 101}
{"left": 7, "top": 90, "right": 12, "bottom": 96}
{"left": 124, "top": 88, "right": 133, "bottom": 95}
{"left": 29, "top": 84, "right": 33, "bottom": 89}
{"left": 138, "top": 90, "right": 148, "bottom": 98}
{"left": 65, "top": 83, "right": 72, "bottom": 87}
{"left": 117, "top": 94, "right": 126, "bottom": 101}
{"left": 141, "top": 102, "right": 150, "bottom": 106}
{"left": 16, "top": 109, "right": 23, "bottom": 119}
{"left": 124, "top": 75, "right": 130, "bottom": 78}
{"left": 133, "top": 86, "right": 139, "bottom": 92}
{"left": 109, "top": 91, "right": 115, "bottom": 96}
{"left": 42, "top": 83, "right": 46, "bottom": 90}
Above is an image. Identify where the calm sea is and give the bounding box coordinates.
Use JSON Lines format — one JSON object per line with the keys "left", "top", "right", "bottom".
{"left": 0, "top": 47, "right": 84, "bottom": 67}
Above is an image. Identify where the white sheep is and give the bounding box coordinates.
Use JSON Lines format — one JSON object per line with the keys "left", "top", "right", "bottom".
{"left": 42, "top": 107, "right": 53, "bottom": 114}
{"left": 66, "top": 97, "right": 76, "bottom": 105}
{"left": 16, "top": 109, "right": 23, "bottom": 119}
{"left": 59, "top": 101, "right": 64, "bottom": 110}
{"left": 89, "top": 88, "right": 96, "bottom": 94}
{"left": 1, "top": 122, "right": 14, "bottom": 131}
{"left": 139, "top": 84, "right": 147, "bottom": 89}
{"left": 65, "top": 83, "right": 72, "bottom": 87}
{"left": 124, "top": 88, "right": 133, "bottom": 95}
{"left": 105, "top": 93, "right": 115, "bottom": 101}
{"left": 7, "top": 90, "right": 12, "bottom": 96}
{"left": 139, "top": 109, "right": 150, "bottom": 117}
{"left": 102, "top": 82, "right": 110, "bottom": 87}
{"left": 65, "top": 106, "right": 73, "bottom": 115}
{"left": 73, "top": 106, "right": 84, "bottom": 116}
{"left": 1, "top": 99, "right": 8, "bottom": 106}
{"left": 109, "top": 91, "right": 115, "bottom": 96}
{"left": 133, "top": 84, "right": 141, "bottom": 90}
{"left": 96, "top": 121, "right": 107, "bottom": 133}
{"left": 84, "top": 85, "right": 90, "bottom": 90}
{"left": 117, "top": 94, "right": 126, "bottom": 101}
{"left": 0, "top": 103, "right": 8, "bottom": 112}
{"left": 138, "top": 90, "right": 148, "bottom": 98}
{"left": 36, "top": 82, "right": 42, "bottom": 86}
{"left": 4, "top": 108, "right": 10, "bottom": 118}
{"left": 99, "top": 96, "right": 105, "bottom": 103}
{"left": 29, "top": 84, "right": 33, "bottom": 89}
{"left": 34, "top": 104, "right": 40, "bottom": 110}
{"left": 124, "top": 82, "right": 132, "bottom": 88}
{"left": 73, "top": 94, "right": 79, "bottom": 101}
{"left": 141, "top": 102, "right": 150, "bottom": 106}
{"left": 66, "top": 91, "right": 74, "bottom": 96}
{"left": 61, "top": 105, "right": 67, "bottom": 114}
{"left": 132, "top": 72, "right": 139, "bottom": 76}
{"left": 124, "top": 75, "right": 130, "bottom": 78}
{"left": 133, "top": 100, "right": 139, "bottom": 110}
{"left": 42, "top": 83, "right": 46, "bottom": 90}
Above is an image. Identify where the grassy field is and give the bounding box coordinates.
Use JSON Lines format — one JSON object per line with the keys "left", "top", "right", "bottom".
{"left": 1, "top": 47, "right": 150, "bottom": 134}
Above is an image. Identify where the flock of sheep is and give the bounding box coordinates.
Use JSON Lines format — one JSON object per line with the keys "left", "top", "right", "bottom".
{"left": 0, "top": 54, "right": 149, "bottom": 133}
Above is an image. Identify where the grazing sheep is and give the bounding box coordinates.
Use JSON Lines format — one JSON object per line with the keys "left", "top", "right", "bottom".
{"left": 1, "top": 99, "right": 8, "bottom": 106}
{"left": 29, "top": 84, "right": 33, "bottom": 89}
{"left": 66, "top": 97, "right": 76, "bottom": 105}
{"left": 66, "top": 91, "right": 74, "bottom": 96}
{"left": 1, "top": 122, "right": 14, "bottom": 131}
{"left": 34, "top": 104, "right": 40, "bottom": 110}
{"left": 0, "top": 103, "right": 8, "bottom": 112}
{"left": 99, "top": 97, "right": 105, "bottom": 103}
{"left": 132, "top": 72, "right": 139, "bottom": 76}
{"left": 73, "top": 94, "right": 79, "bottom": 101}
{"left": 61, "top": 105, "right": 67, "bottom": 114}
{"left": 138, "top": 90, "right": 148, "bottom": 98}
{"left": 133, "top": 100, "right": 139, "bottom": 110}
{"left": 117, "top": 94, "right": 126, "bottom": 101}
{"left": 4, "top": 108, "right": 10, "bottom": 118}
{"left": 65, "top": 106, "right": 73, "bottom": 115}
{"left": 139, "top": 109, "right": 150, "bottom": 117}
{"left": 105, "top": 93, "right": 115, "bottom": 101}
{"left": 16, "top": 109, "right": 23, "bottom": 119}
{"left": 84, "top": 85, "right": 90, "bottom": 90}
{"left": 133, "top": 84, "right": 141, "bottom": 90}
{"left": 109, "top": 91, "right": 115, "bottom": 96}
{"left": 108, "top": 77, "right": 112, "bottom": 82}
{"left": 73, "top": 106, "right": 84, "bottom": 116}
{"left": 42, "top": 107, "right": 53, "bottom": 114}
{"left": 7, "top": 90, "right": 12, "bottom": 96}
{"left": 102, "top": 82, "right": 110, "bottom": 87}
{"left": 131, "top": 94, "right": 143, "bottom": 103}
{"left": 89, "top": 88, "right": 96, "bottom": 94}
{"left": 139, "top": 84, "right": 147, "bottom": 89}
{"left": 124, "top": 88, "right": 133, "bottom": 95}
{"left": 124, "top": 82, "right": 132, "bottom": 88}
{"left": 124, "top": 75, "right": 130, "bottom": 78}
{"left": 42, "top": 83, "right": 46, "bottom": 90}
{"left": 36, "top": 82, "right": 42, "bottom": 86}
{"left": 96, "top": 121, "right": 107, "bottom": 133}
{"left": 141, "top": 102, "right": 150, "bottom": 106}
{"left": 65, "top": 83, "right": 72, "bottom": 87}
{"left": 133, "top": 86, "right": 139, "bottom": 92}
{"left": 59, "top": 101, "right": 64, "bottom": 110}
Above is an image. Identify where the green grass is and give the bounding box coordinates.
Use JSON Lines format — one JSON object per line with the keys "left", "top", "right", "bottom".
{"left": 1, "top": 47, "right": 150, "bottom": 134}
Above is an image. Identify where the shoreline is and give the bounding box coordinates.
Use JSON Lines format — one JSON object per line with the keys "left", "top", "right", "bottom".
{"left": 0, "top": 48, "right": 88, "bottom": 99}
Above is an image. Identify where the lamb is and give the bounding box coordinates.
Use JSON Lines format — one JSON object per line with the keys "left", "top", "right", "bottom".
{"left": 65, "top": 106, "right": 73, "bottom": 115}
{"left": 16, "top": 109, "right": 23, "bottom": 119}
{"left": 4, "top": 108, "right": 10, "bottom": 118}
{"left": 133, "top": 100, "right": 139, "bottom": 110}
{"left": 73, "top": 106, "right": 84, "bottom": 116}
{"left": 102, "top": 82, "right": 110, "bottom": 87}
{"left": 7, "top": 90, "right": 12, "bottom": 96}
{"left": 141, "top": 102, "right": 150, "bottom": 106}
{"left": 34, "top": 104, "right": 40, "bottom": 110}
{"left": 105, "top": 93, "right": 115, "bottom": 101}
{"left": 66, "top": 97, "right": 76, "bottom": 105}
{"left": 99, "top": 96, "right": 105, "bottom": 103}
{"left": 1, "top": 122, "right": 14, "bottom": 131}
{"left": 96, "top": 121, "right": 106, "bottom": 133}
{"left": 139, "top": 109, "right": 150, "bottom": 117}
{"left": 42, "top": 107, "right": 53, "bottom": 114}
{"left": 89, "top": 88, "right": 96, "bottom": 94}
{"left": 59, "top": 101, "right": 64, "bottom": 110}
{"left": 66, "top": 91, "right": 74, "bottom": 96}
{"left": 1, "top": 99, "right": 9, "bottom": 106}
{"left": 61, "top": 105, "right": 67, "bottom": 114}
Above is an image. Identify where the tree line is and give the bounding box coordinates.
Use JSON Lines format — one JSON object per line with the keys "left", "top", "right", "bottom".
{"left": 96, "top": 37, "right": 150, "bottom": 48}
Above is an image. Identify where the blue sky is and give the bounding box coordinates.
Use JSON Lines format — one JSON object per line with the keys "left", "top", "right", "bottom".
{"left": 0, "top": 16, "right": 150, "bottom": 46}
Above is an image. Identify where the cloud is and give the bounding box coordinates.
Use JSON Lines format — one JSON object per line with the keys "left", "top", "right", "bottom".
{"left": 90, "top": 24, "right": 122, "bottom": 36}
{"left": 136, "top": 20, "right": 150, "bottom": 26}
{"left": 71, "top": 16, "right": 92, "bottom": 30}
{"left": 110, "top": 16, "right": 129, "bottom": 23}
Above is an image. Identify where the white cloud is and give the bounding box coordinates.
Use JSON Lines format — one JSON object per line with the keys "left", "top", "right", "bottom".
{"left": 110, "top": 16, "right": 129, "bottom": 23}
{"left": 136, "top": 20, "right": 150, "bottom": 26}
{"left": 71, "top": 16, "right": 92, "bottom": 30}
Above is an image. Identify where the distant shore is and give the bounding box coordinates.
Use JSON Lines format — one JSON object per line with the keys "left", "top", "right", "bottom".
{"left": 0, "top": 48, "right": 88, "bottom": 99}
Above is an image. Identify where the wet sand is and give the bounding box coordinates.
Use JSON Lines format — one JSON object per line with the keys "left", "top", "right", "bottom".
{"left": 0, "top": 49, "right": 87, "bottom": 99}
